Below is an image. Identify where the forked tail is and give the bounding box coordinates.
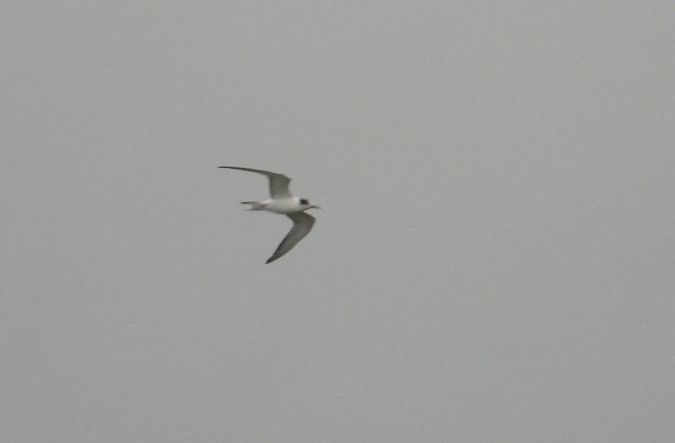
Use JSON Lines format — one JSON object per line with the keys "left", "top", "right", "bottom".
{"left": 241, "top": 201, "right": 265, "bottom": 210}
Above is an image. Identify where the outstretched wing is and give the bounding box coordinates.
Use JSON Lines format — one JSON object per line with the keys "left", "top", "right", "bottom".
{"left": 266, "top": 212, "right": 315, "bottom": 264}
{"left": 218, "top": 166, "right": 292, "bottom": 198}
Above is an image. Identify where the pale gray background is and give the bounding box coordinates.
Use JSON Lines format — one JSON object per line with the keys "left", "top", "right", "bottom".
{"left": 3, "top": 1, "right": 675, "bottom": 442}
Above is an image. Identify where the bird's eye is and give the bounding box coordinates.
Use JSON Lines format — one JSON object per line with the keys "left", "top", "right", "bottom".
{"left": 300, "top": 198, "right": 309, "bottom": 205}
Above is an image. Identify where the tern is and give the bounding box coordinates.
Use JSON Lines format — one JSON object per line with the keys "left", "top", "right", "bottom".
{"left": 219, "top": 166, "right": 320, "bottom": 264}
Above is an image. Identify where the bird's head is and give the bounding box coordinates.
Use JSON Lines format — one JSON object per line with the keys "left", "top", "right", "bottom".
{"left": 300, "top": 198, "right": 321, "bottom": 210}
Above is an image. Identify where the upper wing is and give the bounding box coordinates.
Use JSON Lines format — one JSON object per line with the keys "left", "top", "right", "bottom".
{"left": 218, "top": 166, "right": 292, "bottom": 198}
{"left": 266, "top": 212, "right": 316, "bottom": 264}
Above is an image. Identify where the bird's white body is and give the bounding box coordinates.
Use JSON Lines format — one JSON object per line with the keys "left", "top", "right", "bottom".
{"left": 256, "top": 197, "right": 304, "bottom": 214}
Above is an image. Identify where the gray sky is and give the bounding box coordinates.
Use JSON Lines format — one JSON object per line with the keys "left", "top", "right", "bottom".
{"left": 3, "top": 1, "right": 675, "bottom": 442}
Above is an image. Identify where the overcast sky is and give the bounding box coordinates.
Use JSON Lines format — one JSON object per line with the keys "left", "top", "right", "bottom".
{"left": 3, "top": 1, "right": 675, "bottom": 442}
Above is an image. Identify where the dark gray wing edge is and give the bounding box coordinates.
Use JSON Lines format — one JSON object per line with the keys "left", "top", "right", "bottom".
{"left": 218, "top": 166, "right": 291, "bottom": 197}
{"left": 265, "top": 213, "right": 316, "bottom": 264}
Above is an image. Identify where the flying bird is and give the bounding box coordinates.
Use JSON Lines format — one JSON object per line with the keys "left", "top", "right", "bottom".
{"left": 219, "top": 166, "right": 320, "bottom": 264}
